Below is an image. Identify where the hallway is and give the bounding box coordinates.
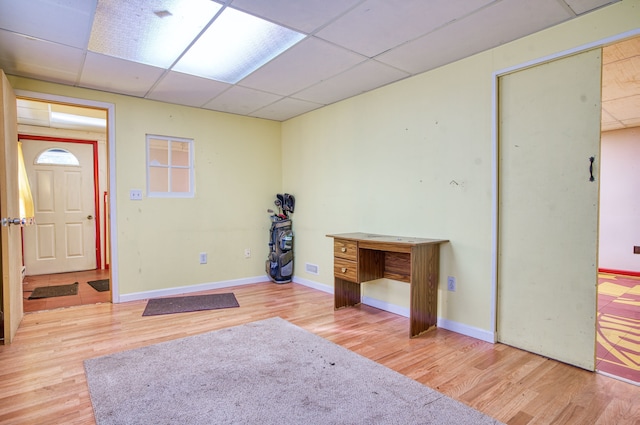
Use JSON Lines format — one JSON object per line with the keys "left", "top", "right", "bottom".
{"left": 23, "top": 269, "right": 110, "bottom": 312}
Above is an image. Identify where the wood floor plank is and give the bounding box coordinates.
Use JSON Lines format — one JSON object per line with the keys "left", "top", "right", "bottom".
{"left": 1, "top": 281, "right": 639, "bottom": 425}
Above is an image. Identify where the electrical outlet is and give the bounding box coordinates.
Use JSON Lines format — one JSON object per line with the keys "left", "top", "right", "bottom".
{"left": 244, "top": 248, "right": 251, "bottom": 258}
{"left": 199, "top": 252, "right": 207, "bottom": 264}
{"left": 447, "top": 276, "right": 456, "bottom": 292}
{"left": 129, "top": 189, "right": 142, "bottom": 200}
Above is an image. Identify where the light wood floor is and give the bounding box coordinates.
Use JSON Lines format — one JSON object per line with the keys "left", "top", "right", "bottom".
{"left": 1, "top": 282, "right": 639, "bottom": 425}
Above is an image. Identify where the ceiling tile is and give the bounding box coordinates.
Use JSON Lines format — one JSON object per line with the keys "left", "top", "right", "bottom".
{"left": 228, "top": 0, "right": 362, "bottom": 33}
{"left": 239, "top": 37, "right": 367, "bottom": 96}
{"left": 146, "top": 71, "right": 231, "bottom": 107}
{"left": 376, "top": 0, "right": 573, "bottom": 74}
{"left": 203, "top": 86, "right": 283, "bottom": 116}
{"left": 79, "top": 52, "right": 166, "bottom": 97}
{"left": 602, "top": 36, "right": 640, "bottom": 65}
{"left": 316, "top": 0, "right": 495, "bottom": 57}
{"left": 0, "top": 30, "right": 85, "bottom": 84}
{"left": 89, "top": 0, "right": 221, "bottom": 68}
{"left": 294, "top": 60, "right": 409, "bottom": 104}
{"left": 250, "top": 97, "right": 323, "bottom": 121}
{"left": 602, "top": 95, "right": 640, "bottom": 121}
{"left": 621, "top": 117, "right": 640, "bottom": 127}
{"left": 602, "top": 56, "right": 640, "bottom": 101}
{"left": 563, "top": 0, "right": 619, "bottom": 15}
{"left": 0, "top": 0, "right": 95, "bottom": 48}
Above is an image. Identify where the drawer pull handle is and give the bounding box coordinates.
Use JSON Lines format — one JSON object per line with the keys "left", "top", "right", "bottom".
{"left": 341, "top": 267, "right": 347, "bottom": 273}
{"left": 341, "top": 247, "right": 347, "bottom": 253}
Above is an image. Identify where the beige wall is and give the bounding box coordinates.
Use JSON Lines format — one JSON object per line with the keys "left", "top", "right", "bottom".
{"left": 283, "top": 0, "right": 640, "bottom": 334}
{"left": 8, "top": 77, "right": 282, "bottom": 296}
{"left": 5, "top": 0, "right": 639, "bottom": 336}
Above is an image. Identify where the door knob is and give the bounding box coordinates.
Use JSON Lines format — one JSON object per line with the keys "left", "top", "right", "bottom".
{"left": 1, "top": 217, "right": 24, "bottom": 226}
{"left": 87, "top": 215, "right": 94, "bottom": 220}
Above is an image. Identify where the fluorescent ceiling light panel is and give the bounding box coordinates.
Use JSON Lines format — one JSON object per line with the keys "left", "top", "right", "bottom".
{"left": 88, "top": 0, "right": 222, "bottom": 68}
{"left": 173, "top": 7, "right": 306, "bottom": 84}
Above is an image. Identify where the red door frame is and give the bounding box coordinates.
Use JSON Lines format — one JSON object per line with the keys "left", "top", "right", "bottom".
{"left": 18, "top": 134, "right": 102, "bottom": 270}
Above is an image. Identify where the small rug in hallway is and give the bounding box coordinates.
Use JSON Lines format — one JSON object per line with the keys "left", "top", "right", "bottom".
{"left": 142, "top": 293, "right": 239, "bottom": 316}
{"left": 87, "top": 279, "right": 110, "bottom": 292}
{"left": 28, "top": 282, "right": 78, "bottom": 299}
{"left": 84, "top": 317, "right": 504, "bottom": 425}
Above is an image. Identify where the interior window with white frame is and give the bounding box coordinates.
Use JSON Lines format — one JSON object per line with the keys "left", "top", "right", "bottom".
{"left": 146, "top": 134, "right": 194, "bottom": 198}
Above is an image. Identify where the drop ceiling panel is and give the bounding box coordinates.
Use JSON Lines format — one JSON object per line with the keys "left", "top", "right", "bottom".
{"left": 147, "top": 71, "right": 231, "bottom": 107}
{"left": 603, "top": 95, "right": 640, "bottom": 122}
{"left": 602, "top": 56, "right": 640, "bottom": 101}
{"left": 250, "top": 97, "right": 323, "bottom": 121}
{"left": 80, "top": 52, "right": 166, "bottom": 97}
{"left": 294, "top": 60, "right": 409, "bottom": 105}
{"left": 603, "top": 36, "right": 640, "bottom": 64}
{"left": 239, "top": 37, "right": 367, "bottom": 96}
{"left": 564, "top": 0, "right": 617, "bottom": 15}
{"left": 376, "top": 0, "right": 574, "bottom": 75}
{"left": 0, "top": 0, "right": 631, "bottom": 123}
{"left": 316, "top": 0, "right": 495, "bottom": 58}
{"left": 0, "top": 0, "right": 95, "bottom": 48}
{"left": 203, "top": 86, "right": 283, "bottom": 116}
{"left": 229, "top": 0, "right": 362, "bottom": 33}
{"left": 0, "top": 30, "right": 85, "bottom": 84}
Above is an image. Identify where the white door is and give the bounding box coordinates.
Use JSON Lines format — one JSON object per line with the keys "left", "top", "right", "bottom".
{"left": 0, "top": 69, "right": 23, "bottom": 343}
{"left": 498, "top": 49, "right": 602, "bottom": 370}
{"left": 21, "top": 140, "right": 96, "bottom": 275}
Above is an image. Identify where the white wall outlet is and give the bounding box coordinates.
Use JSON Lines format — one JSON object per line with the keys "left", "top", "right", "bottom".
{"left": 244, "top": 248, "right": 251, "bottom": 258}
{"left": 447, "top": 276, "right": 456, "bottom": 292}
{"left": 129, "top": 189, "right": 143, "bottom": 200}
{"left": 199, "top": 252, "right": 207, "bottom": 264}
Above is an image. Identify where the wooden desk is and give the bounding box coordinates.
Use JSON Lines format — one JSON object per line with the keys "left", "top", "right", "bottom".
{"left": 327, "top": 232, "right": 448, "bottom": 338}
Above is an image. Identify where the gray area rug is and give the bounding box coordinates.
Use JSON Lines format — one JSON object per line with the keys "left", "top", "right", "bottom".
{"left": 142, "top": 293, "right": 239, "bottom": 316}
{"left": 84, "top": 317, "right": 504, "bottom": 425}
{"left": 28, "top": 282, "right": 78, "bottom": 299}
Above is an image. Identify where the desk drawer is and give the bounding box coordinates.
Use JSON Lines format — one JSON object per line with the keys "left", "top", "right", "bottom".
{"left": 334, "top": 239, "right": 357, "bottom": 261}
{"left": 334, "top": 258, "right": 358, "bottom": 283}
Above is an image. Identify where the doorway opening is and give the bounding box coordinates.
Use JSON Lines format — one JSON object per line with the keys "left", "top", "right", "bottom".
{"left": 595, "top": 35, "right": 640, "bottom": 385}
{"left": 16, "top": 98, "right": 111, "bottom": 312}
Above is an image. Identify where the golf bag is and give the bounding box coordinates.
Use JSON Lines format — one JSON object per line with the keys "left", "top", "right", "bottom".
{"left": 266, "top": 194, "right": 295, "bottom": 284}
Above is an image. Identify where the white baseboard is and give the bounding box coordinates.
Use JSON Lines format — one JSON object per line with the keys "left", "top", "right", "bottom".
{"left": 118, "top": 274, "right": 496, "bottom": 343}
{"left": 437, "top": 318, "right": 495, "bottom": 343}
{"left": 118, "top": 275, "right": 267, "bottom": 303}
{"left": 292, "top": 276, "right": 333, "bottom": 294}
{"left": 294, "top": 276, "right": 495, "bottom": 343}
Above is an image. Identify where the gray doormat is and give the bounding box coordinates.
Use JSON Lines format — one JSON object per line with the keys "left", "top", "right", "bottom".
{"left": 142, "top": 293, "right": 239, "bottom": 316}
{"left": 28, "top": 282, "right": 79, "bottom": 299}
{"left": 87, "top": 279, "right": 110, "bottom": 292}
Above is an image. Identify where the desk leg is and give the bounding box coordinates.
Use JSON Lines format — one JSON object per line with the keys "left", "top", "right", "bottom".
{"left": 409, "top": 244, "right": 439, "bottom": 338}
{"left": 334, "top": 277, "right": 361, "bottom": 309}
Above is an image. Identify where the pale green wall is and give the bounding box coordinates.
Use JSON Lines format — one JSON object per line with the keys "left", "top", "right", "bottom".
{"left": 6, "top": 0, "right": 638, "bottom": 332}
{"left": 8, "top": 77, "right": 282, "bottom": 295}
{"left": 282, "top": 0, "right": 640, "bottom": 332}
